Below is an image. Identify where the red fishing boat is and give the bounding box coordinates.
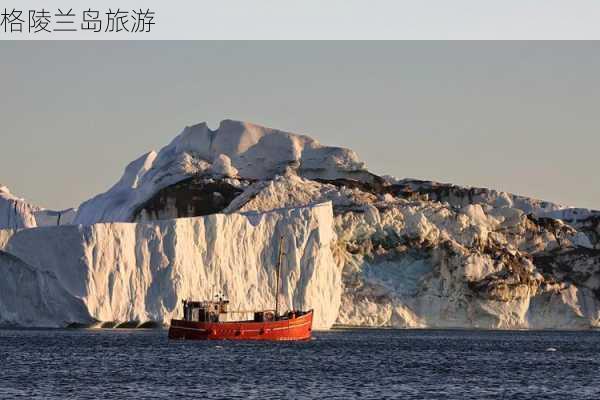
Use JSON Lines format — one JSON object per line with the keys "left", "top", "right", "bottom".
{"left": 168, "top": 237, "right": 314, "bottom": 341}
{"left": 168, "top": 303, "right": 313, "bottom": 341}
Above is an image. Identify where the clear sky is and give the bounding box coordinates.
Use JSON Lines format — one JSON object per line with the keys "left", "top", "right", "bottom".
{"left": 0, "top": 41, "right": 598, "bottom": 210}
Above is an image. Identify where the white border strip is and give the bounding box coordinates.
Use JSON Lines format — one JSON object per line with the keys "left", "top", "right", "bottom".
{"left": 2, "top": 0, "right": 600, "bottom": 40}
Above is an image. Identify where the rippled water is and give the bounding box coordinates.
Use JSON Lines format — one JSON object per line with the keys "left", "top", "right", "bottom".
{"left": 1, "top": 328, "right": 599, "bottom": 399}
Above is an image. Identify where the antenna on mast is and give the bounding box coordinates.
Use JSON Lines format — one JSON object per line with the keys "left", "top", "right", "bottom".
{"left": 275, "top": 235, "right": 284, "bottom": 319}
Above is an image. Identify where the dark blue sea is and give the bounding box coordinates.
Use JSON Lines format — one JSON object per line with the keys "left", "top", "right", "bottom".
{"left": 1, "top": 328, "right": 599, "bottom": 399}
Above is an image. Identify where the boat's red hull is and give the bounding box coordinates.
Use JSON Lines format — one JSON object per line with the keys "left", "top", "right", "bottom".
{"left": 168, "top": 310, "right": 313, "bottom": 341}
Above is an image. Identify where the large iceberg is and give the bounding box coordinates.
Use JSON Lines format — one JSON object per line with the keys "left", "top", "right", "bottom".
{"left": 2, "top": 119, "right": 600, "bottom": 330}
{"left": 0, "top": 202, "right": 340, "bottom": 329}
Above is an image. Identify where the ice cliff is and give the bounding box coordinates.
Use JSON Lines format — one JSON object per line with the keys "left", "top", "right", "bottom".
{"left": 0, "top": 202, "right": 339, "bottom": 329}
{"left": 0, "top": 250, "right": 92, "bottom": 327}
{"left": 2, "top": 119, "right": 600, "bottom": 329}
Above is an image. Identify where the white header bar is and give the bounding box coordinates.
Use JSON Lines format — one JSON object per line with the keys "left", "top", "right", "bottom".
{"left": 2, "top": 0, "right": 600, "bottom": 40}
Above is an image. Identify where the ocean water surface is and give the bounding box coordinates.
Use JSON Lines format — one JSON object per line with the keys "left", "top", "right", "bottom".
{"left": 1, "top": 328, "right": 599, "bottom": 399}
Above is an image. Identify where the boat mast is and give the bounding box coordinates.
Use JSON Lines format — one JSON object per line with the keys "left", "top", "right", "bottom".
{"left": 275, "top": 236, "right": 284, "bottom": 318}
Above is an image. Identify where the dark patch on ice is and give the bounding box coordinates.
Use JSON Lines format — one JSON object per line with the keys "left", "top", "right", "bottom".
{"left": 533, "top": 247, "right": 600, "bottom": 299}
{"left": 132, "top": 177, "right": 248, "bottom": 222}
{"left": 315, "top": 174, "right": 388, "bottom": 195}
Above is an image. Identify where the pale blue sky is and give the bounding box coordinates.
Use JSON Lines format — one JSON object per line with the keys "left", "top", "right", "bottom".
{"left": 0, "top": 42, "right": 598, "bottom": 210}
